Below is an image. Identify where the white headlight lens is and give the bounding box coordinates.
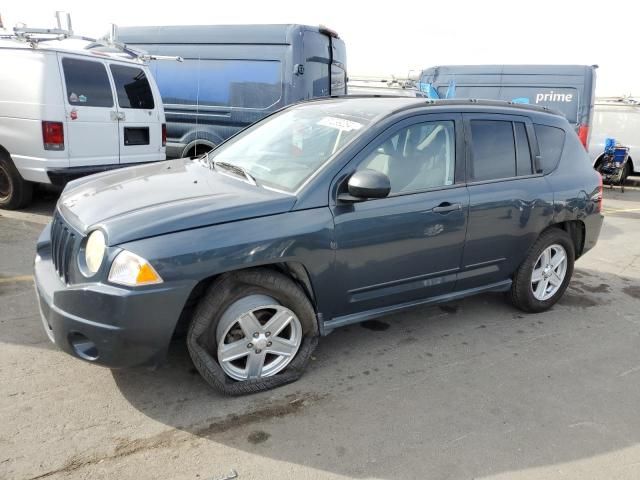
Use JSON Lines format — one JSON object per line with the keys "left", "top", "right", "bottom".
{"left": 84, "top": 230, "right": 106, "bottom": 274}
{"left": 108, "top": 250, "right": 163, "bottom": 286}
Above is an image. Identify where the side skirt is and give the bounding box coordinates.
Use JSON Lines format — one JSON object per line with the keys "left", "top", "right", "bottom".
{"left": 322, "top": 279, "right": 512, "bottom": 334}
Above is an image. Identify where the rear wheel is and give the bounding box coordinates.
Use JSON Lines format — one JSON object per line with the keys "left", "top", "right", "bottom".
{"left": 0, "top": 156, "right": 33, "bottom": 210}
{"left": 510, "top": 228, "right": 575, "bottom": 313}
{"left": 187, "top": 268, "right": 318, "bottom": 395}
{"left": 184, "top": 143, "right": 214, "bottom": 159}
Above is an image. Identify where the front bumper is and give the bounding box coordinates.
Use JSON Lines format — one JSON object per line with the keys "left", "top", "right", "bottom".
{"left": 34, "top": 225, "right": 195, "bottom": 368}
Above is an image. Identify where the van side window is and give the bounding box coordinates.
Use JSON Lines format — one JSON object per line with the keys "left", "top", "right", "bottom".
{"left": 534, "top": 124, "right": 566, "bottom": 173}
{"left": 151, "top": 59, "right": 282, "bottom": 109}
{"left": 62, "top": 58, "right": 113, "bottom": 108}
{"left": 331, "top": 64, "right": 347, "bottom": 95}
{"left": 359, "top": 121, "right": 455, "bottom": 194}
{"left": 110, "top": 65, "right": 155, "bottom": 109}
{"left": 305, "top": 61, "right": 330, "bottom": 97}
{"left": 469, "top": 120, "right": 516, "bottom": 181}
{"left": 514, "top": 122, "right": 533, "bottom": 175}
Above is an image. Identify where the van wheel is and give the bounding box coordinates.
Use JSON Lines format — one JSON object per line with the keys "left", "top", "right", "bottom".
{"left": 187, "top": 268, "right": 319, "bottom": 395}
{"left": 0, "top": 156, "right": 33, "bottom": 210}
{"left": 510, "top": 228, "right": 575, "bottom": 313}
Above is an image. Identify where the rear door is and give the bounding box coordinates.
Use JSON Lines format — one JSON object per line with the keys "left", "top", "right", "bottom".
{"left": 108, "top": 63, "right": 162, "bottom": 164}
{"left": 59, "top": 55, "right": 119, "bottom": 167}
{"left": 302, "top": 31, "right": 330, "bottom": 98}
{"left": 457, "top": 114, "right": 554, "bottom": 291}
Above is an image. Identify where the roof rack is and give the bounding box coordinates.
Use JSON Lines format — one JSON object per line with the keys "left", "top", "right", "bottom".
{"left": 0, "top": 11, "right": 182, "bottom": 63}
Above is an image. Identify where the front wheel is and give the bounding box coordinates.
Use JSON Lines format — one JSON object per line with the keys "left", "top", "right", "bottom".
{"left": 187, "top": 269, "right": 318, "bottom": 395}
{"left": 510, "top": 228, "right": 575, "bottom": 313}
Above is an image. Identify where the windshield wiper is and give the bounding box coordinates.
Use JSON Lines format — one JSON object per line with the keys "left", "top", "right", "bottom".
{"left": 213, "top": 161, "right": 260, "bottom": 186}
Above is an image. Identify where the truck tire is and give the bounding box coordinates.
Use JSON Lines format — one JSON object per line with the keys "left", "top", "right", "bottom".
{"left": 187, "top": 268, "right": 319, "bottom": 395}
{"left": 510, "top": 228, "right": 575, "bottom": 313}
{"left": 0, "top": 156, "right": 33, "bottom": 210}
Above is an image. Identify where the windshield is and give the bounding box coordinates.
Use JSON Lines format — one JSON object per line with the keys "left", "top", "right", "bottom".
{"left": 208, "top": 101, "right": 386, "bottom": 192}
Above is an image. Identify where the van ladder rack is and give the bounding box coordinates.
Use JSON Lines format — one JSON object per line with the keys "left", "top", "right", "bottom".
{"left": 0, "top": 11, "right": 182, "bottom": 63}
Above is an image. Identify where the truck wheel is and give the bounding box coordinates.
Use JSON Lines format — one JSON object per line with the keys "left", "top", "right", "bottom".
{"left": 0, "top": 156, "right": 33, "bottom": 210}
{"left": 187, "top": 268, "right": 319, "bottom": 395}
{"left": 510, "top": 228, "right": 575, "bottom": 313}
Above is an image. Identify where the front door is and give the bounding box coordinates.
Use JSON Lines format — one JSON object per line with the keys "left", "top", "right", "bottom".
{"left": 329, "top": 115, "right": 469, "bottom": 321}
{"left": 59, "top": 55, "right": 119, "bottom": 167}
{"left": 108, "top": 63, "right": 162, "bottom": 164}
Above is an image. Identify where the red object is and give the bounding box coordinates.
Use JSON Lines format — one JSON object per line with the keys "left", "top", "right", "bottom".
{"left": 70, "top": 110, "right": 78, "bottom": 120}
{"left": 577, "top": 124, "right": 589, "bottom": 149}
{"left": 42, "top": 121, "right": 64, "bottom": 150}
{"left": 161, "top": 123, "right": 167, "bottom": 147}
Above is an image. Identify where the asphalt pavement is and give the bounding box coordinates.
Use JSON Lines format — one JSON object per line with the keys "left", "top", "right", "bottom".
{"left": 1, "top": 181, "right": 639, "bottom": 480}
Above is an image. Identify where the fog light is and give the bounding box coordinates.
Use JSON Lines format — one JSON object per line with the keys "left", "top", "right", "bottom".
{"left": 69, "top": 332, "right": 98, "bottom": 361}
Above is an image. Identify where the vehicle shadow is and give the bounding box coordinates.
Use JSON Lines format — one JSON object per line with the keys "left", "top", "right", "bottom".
{"left": 112, "top": 266, "right": 640, "bottom": 479}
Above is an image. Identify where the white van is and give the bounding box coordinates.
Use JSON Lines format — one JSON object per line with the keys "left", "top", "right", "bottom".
{"left": 588, "top": 98, "right": 639, "bottom": 179}
{"left": 0, "top": 38, "right": 166, "bottom": 209}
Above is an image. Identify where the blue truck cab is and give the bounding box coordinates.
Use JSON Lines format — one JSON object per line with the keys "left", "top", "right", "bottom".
{"left": 117, "top": 24, "right": 347, "bottom": 159}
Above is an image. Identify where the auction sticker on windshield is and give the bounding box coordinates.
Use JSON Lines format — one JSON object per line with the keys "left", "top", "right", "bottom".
{"left": 317, "top": 116, "right": 363, "bottom": 131}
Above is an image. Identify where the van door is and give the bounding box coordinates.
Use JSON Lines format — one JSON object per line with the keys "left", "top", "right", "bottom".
{"left": 302, "top": 31, "right": 330, "bottom": 98}
{"left": 59, "top": 56, "right": 119, "bottom": 167}
{"left": 108, "top": 63, "right": 162, "bottom": 164}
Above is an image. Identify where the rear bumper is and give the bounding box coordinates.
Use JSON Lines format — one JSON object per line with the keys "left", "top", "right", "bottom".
{"left": 34, "top": 227, "right": 195, "bottom": 368}
{"left": 582, "top": 212, "right": 604, "bottom": 256}
{"left": 46, "top": 160, "right": 165, "bottom": 186}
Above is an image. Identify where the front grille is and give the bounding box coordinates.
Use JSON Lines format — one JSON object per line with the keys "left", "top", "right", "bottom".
{"left": 50, "top": 212, "right": 80, "bottom": 283}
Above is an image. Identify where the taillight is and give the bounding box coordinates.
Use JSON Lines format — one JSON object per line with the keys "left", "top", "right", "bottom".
{"left": 578, "top": 124, "right": 589, "bottom": 149}
{"left": 42, "top": 121, "right": 64, "bottom": 151}
{"left": 161, "top": 123, "right": 167, "bottom": 147}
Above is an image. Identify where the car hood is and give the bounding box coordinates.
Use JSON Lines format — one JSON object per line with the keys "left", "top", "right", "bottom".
{"left": 58, "top": 159, "right": 297, "bottom": 245}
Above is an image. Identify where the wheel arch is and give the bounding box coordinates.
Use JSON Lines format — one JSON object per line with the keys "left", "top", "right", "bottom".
{"left": 0, "top": 144, "right": 13, "bottom": 162}
{"left": 171, "top": 261, "right": 319, "bottom": 340}
{"left": 182, "top": 139, "right": 216, "bottom": 158}
{"left": 542, "top": 220, "right": 586, "bottom": 259}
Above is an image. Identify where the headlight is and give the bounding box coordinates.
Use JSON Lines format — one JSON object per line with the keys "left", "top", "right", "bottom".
{"left": 84, "top": 230, "right": 106, "bottom": 275}
{"left": 108, "top": 250, "right": 163, "bottom": 287}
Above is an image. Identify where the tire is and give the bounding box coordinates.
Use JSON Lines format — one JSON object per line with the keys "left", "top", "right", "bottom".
{"left": 623, "top": 162, "right": 632, "bottom": 183}
{"left": 187, "top": 268, "right": 319, "bottom": 395}
{"left": 510, "top": 228, "right": 575, "bottom": 313}
{"left": 0, "top": 155, "right": 33, "bottom": 210}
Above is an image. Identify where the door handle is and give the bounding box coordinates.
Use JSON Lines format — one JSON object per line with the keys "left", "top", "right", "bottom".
{"left": 432, "top": 202, "right": 462, "bottom": 214}
{"left": 111, "top": 111, "right": 126, "bottom": 121}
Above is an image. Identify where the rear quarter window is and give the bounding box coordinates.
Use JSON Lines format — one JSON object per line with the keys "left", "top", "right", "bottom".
{"left": 534, "top": 124, "right": 566, "bottom": 173}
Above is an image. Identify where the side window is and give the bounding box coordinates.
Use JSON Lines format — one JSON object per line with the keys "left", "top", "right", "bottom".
{"left": 331, "top": 64, "right": 347, "bottom": 95}
{"left": 62, "top": 58, "right": 113, "bottom": 107}
{"left": 514, "top": 122, "right": 533, "bottom": 175}
{"left": 358, "top": 121, "right": 456, "bottom": 194}
{"left": 534, "top": 124, "right": 566, "bottom": 173}
{"left": 151, "top": 59, "right": 282, "bottom": 109}
{"left": 305, "top": 61, "right": 330, "bottom": 98}
{"left": 469, "top": 120, "right": 516, "bottom": 181}
{"left": 110, "top": 65, "right": 155, "bottom": 109}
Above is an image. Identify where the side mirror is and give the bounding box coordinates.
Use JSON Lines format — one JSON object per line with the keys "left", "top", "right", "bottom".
{"left": 339, "top": 169, "right": 391, "bottom": 202}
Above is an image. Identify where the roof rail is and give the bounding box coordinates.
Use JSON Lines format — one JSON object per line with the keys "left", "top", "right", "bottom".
{"left": 0, "top": 11, "right": 182, "bottom": 63}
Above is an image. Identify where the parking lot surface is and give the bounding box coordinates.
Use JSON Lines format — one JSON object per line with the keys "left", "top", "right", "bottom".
{"left": 1, "top": 181, "right": 639, "bottom": 480}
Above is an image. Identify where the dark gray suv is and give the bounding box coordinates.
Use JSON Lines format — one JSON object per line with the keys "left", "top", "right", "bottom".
{"left": 34, "top": 97, "right": 604, "bottom": 394}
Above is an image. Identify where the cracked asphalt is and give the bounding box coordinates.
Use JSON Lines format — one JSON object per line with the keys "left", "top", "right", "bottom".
{"left": 1, "top": 181, "right": 639, "bottom": 480}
